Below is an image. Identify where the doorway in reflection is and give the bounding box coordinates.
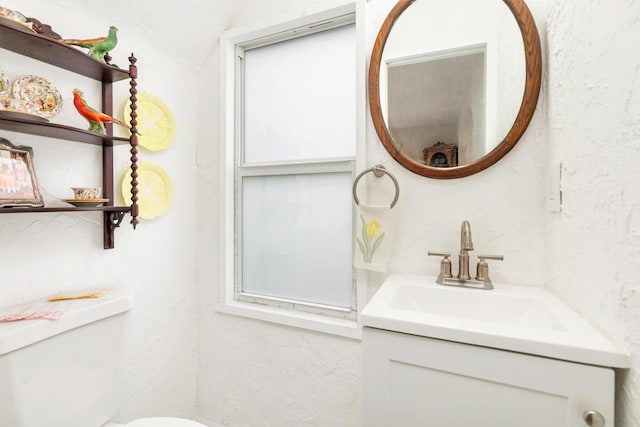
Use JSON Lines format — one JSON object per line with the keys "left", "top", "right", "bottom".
{"left": 386, "top": 45, "right": 487, "bottom": 166}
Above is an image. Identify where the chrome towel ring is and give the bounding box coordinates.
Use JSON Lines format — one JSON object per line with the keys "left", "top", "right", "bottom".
{"left": 352, "top": 164, "right": 400, "bottom": 208}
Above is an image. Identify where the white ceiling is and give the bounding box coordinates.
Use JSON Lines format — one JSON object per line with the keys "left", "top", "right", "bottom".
{"left": 8, "top": 0, "right": 342, "bottom": 65}
{"left": 43, "top": 0, "right": 240, "bottom": 64}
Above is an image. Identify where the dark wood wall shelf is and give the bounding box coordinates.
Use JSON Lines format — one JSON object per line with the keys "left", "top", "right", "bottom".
{"left": 0, "top": 21, "right": 130, "bottom": 82}
{"left": 0, "top": 206, "right": 132, "bottom": 213}
{"left": 0, "top": 18, "right": 139, "bottom": 249}
{"left": 0, "top": 115, "right": 131, "bottom": 146}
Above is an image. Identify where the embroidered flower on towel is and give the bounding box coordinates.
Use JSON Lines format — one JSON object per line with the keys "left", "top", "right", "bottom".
{"left": 357, "top": 215, "right": 385, "bottom": 263}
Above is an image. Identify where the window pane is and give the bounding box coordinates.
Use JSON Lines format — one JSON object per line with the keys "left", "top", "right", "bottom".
{"left": 241, "top": 172, "right": 353, "bottom": 308}
{"left": 243, "top": 24, "right": 356, "bottom": 163}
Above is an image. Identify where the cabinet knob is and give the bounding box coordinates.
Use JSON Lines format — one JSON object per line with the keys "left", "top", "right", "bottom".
{"left": 583, "top": 410, "right": 605, "bottom": 427}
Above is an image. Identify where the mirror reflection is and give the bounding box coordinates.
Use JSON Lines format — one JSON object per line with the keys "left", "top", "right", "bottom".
{"left": 369, "top": 0, "right": 541, "bottom": 178}
{"left": 379, "top": 0, "right": 526, "bottom": 167}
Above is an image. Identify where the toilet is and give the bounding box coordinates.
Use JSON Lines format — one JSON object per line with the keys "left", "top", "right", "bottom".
{"left": 0, "top": 289, "right": 206, "bottom": 427}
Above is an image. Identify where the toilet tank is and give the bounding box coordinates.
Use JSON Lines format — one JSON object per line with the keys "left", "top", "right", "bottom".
{"left": 0, "top": 288, "right": 133, "bottom": 427}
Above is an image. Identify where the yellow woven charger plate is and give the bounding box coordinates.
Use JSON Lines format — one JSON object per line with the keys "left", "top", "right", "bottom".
{"left": 121, "top": 162, "right": 173, "bottom": 219}
{"left": 124, "top": 92, "right": 175, "bottom": 151}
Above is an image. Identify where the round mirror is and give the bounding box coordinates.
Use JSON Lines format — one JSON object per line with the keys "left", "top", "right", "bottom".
{"left": 369, "top": 0, "right": 541, "bottom": 179}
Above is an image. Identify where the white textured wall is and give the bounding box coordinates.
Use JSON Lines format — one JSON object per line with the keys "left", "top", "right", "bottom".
{"left": 545, "top": 0, "right": 640, "bottom": 425}
{"left": 199, "top": 0, "right": 640, "bottom": 426}
{"left": 0, "top": 0, "right": 199, "bottom": 422}
{"left": 195, "top": 1, "right": 364, "bottom": 426}
{"left": 2, "top": 0, "right": 639, "bottom": 425}
{"left": 198, "top": 0, "right": 545, "bottom": 425}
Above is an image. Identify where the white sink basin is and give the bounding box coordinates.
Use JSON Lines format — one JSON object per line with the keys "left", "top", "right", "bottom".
{"left": 361, "top": 274, "right": 630, "bottom": 368}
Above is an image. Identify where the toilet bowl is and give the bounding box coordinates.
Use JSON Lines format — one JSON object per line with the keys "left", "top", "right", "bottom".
{"left": 0, "top": 289, "right": 206, "bottom": 427}
{"left": 106, "top": 417, "right": 207, "bottom": 427}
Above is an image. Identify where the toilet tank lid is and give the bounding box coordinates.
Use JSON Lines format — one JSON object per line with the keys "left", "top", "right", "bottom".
{"left": 0, "top": 288, "right": 133, "bottom": 356}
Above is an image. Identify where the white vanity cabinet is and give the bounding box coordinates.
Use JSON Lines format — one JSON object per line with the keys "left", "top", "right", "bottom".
{"left": 360, "top": 275, "right": 629, "bottom": 426}
{"left": 363, "top": 327, "right": 614, "bottom": 426}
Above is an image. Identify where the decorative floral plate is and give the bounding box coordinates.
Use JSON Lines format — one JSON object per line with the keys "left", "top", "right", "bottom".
{"left": 0, "top": 16, "right": 34, "bottom": 33}
{"left": 123, "top": 92, "right": 175, "bottom": 151}
{"left": 121, "top": 162, "right": 173, "bottom": 219}
{"left": 0, "top": 6, "right": 28, "bottom": 24}
{"left": 0, "top": 69, "right": 9, "bottom": 98}
{"left": 12, "top": 75, "right": 63, "bottom": 118}
{"left": 122, "top": 162, "right": 173, "bottom": 219}
{"left": 0, "top": 7, "right": 33, "bottom": 32}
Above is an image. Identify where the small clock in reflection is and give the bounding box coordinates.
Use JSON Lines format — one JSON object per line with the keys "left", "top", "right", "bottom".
{"left": 423, "top": 141, "right": 458, "bottom": 168}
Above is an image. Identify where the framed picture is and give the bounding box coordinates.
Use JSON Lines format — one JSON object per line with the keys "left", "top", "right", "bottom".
{"left": 0, "top": 137, "right": 44, "bottom": 207}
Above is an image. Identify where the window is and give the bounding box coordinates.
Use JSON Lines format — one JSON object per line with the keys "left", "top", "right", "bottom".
{"left": 219, "top": 4, "right": 364, "bottom": 336}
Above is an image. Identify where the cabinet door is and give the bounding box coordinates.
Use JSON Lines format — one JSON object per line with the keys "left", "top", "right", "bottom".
{"left": 363, "top": 328, "right": 614, "bottom": 427}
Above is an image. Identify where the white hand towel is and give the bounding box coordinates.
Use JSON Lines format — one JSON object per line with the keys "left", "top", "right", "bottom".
{"left": 354, "top": 203, "right": 394, "bottom": 272}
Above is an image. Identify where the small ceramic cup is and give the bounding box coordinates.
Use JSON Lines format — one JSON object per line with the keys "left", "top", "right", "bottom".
{"left": 71, "top": 187, "right": 102, "bottom": 200}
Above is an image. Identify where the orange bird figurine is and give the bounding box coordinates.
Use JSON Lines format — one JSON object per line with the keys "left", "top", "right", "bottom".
{"left": 72, "top": 88, "right": 129, "bottom": 134}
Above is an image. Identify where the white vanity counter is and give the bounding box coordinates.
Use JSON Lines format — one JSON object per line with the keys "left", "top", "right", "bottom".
{"left": 361, "top": 274, "right": 630, "bottom": 368}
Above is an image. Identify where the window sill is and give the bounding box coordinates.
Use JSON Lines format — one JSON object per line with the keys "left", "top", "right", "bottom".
{"left": 214, "top": 300, "right": 363, "bottom": 340}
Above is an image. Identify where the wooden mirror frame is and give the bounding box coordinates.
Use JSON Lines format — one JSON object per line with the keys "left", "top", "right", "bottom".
{"left": 369, "top": 0, "right": 542, "bottom": 179}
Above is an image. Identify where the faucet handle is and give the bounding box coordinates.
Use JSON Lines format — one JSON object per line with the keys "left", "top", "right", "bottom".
{"left": 428, "top": 251, "right": 452, "bottom": 284}
{"left": 475, "top": 254, "right": 503, "bottom": 284}
{"left": 428, "top": 251, "right": 451, "bottom": 258}
{"left": 477, "top": 254, "right": 504, "bottom": 261}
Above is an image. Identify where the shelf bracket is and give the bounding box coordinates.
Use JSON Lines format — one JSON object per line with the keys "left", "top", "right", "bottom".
{"left": 104, "top": 210, "right": 126, "bottom": 249}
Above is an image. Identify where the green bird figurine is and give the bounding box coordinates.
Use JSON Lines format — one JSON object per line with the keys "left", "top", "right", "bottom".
{"left": 61, "top": 26, "right": 118, "bottom": 62}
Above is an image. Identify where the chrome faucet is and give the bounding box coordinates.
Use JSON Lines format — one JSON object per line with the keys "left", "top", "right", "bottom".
{"left": 457, "top": 220, "right": 474, "bottom": 280}
{"left": 428, "top": 220, "right": 503, "bottom": 290}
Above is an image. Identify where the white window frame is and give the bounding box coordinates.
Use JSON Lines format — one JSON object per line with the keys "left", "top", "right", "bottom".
{"left": 217, "top": 2, "right": 367, "bottom": 339}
